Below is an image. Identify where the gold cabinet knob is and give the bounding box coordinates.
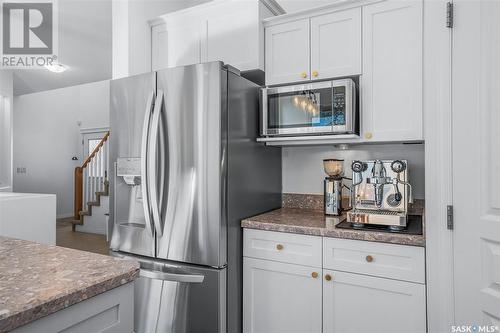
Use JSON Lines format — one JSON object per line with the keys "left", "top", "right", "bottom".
{"left": 300, "top": 72, "right": 307, "bottom": 79}
{"left": 364, "top": 132, "right": 373, "bottom": 140}
{"left": 311, "top": 272, "right": 319, "bottom": 279}
{"left": 366, "top": 255, "right": 374, "bottom": 263}
{"left": 325, "top": 274, "right": 332, "bottom": 281}
{"left": 276, "top": 244, "right": 284, "bottom": 251}
{"left": 312, "top": 70, "right": 318, "bottom": 77}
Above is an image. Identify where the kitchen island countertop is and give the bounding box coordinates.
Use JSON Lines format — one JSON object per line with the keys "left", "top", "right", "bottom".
{"left": 242, "top": 208, "right": 425, "bottom": 247}
{"left": 0, "top": 236, "right": 139, "bottom": 332}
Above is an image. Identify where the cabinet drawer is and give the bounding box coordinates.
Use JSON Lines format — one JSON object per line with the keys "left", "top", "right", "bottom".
{"left": 322, "top": 238, "right": 425, "bottom": 283}
{"left": 243, "top": 229, "right": 322, "bottom": 267}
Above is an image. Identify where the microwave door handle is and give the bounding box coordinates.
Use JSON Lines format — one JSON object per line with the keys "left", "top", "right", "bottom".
{"left": 148, "top": 90, "right": 164, "bottom": 236}
{"left": 140, "top": 268, "right": 205, "bottom": 283}
{"left": 260, "top": 88, "right": 268, "bottom": 136}
{"left": 140, "top": 91, "right": 155, "bottom": 236}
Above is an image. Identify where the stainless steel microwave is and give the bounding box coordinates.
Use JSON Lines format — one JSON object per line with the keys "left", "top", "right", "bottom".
{"left": 261, "top": 79, "right": 357, "bottom": 136}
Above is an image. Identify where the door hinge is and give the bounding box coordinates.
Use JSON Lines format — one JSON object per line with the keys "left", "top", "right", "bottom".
{"left": 447, "top": 205, "right": 454, "bottom": 230}
{"left": 446, "top": 2, "right": 454, "bottom": 28}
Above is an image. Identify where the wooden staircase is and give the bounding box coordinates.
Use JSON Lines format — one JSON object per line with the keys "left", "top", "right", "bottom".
{"left": 72, "top": 132, "right": 110, "bottom": 232}
{"left": 72, "top": 181, "right": 109, "bottom": 231}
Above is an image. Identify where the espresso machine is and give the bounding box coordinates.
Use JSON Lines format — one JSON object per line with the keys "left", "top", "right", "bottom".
{"left": 347, "top": 159, "right": 413, "bottom": 230}
{"left": 323, "top": 159, "right": 351, "bottom": 216}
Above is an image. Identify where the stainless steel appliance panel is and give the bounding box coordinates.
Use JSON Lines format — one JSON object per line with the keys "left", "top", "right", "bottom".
{"left": 226, "top": 70, "right": 282, "bottom": 333}
{"left": 110, "top": 73, "right": 156, "bottom": 257}
{"left": 261, "top": 79, "right": 356, "bottom": 136}
{"left": 156, "top": 62, "right": 227, "bottom": 267}
{"left": 114, "top": 253, "right": 226, "bottom": 333}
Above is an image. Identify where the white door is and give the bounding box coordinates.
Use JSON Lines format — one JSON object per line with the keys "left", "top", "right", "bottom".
{"left": 243, "top": 257, "right": 322, "bottom": 333}
{"left": 265, "top": 19, "right": 310, "bottom": 86}
{"left": 323, "top": 270, "right": 426, "bottom": 333}
{"left": 151, "top": 23, "right": 168, "bottom": 71}
{"left": 81, "top": 131, "right": 108, "bottom": 203}
{"left": 452, "top": 0, "right": 500, "bottom": 327}
{"left": 310, "top": 7, "right": 361, "bottom": 80}
{"left": 361, "top": 0, "right": 423, "bottom": 142}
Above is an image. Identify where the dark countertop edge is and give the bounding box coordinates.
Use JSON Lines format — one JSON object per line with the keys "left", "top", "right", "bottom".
{"left": 241, "top": 220, "right": 426, "bottom": 247}
{"left": 0, "top": 266, "right": 139, "bottom": 333}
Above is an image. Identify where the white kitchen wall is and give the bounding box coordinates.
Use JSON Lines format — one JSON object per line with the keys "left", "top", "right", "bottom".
{"left": 282, "top": 144, "right": 425, "bottom": 199}
{"left": 112, "top": 0, "right": 210, "bottom": 78}
{"left": 0, "top": 71, "right": 13, "bottom": 192}
{"left": 13, "top": 80, "right": 110, "bottom": 217}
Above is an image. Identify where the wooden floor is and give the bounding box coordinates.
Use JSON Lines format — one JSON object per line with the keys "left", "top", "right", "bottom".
{"left": 56, "top": 217, "right": 109, "bottom": 255}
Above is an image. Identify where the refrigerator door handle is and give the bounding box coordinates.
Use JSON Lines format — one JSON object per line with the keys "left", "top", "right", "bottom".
{"left": 140, "top": 91, "right": 156, "bottom": 236}
{"left": 148, "top": 90, "right": 164, "bottom": 236}
{"left": 139, "top": 268, "right": 205, "bottom": 283}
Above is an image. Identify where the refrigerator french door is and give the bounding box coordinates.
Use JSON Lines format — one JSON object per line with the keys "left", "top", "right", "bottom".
{"left": 109, "top": 62, "right": 282, "bottom": 333}
{"left": 109, "top": 63, "right": 228, "bottom": 333}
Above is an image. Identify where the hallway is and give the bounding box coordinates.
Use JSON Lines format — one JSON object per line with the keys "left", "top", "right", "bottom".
{"left": 56, "top": 218, "right": 108, "bottom": 255}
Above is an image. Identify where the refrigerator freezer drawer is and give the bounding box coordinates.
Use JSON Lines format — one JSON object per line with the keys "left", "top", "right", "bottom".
{"left": 113, "top": 252, "right": 227, "bottom": 333}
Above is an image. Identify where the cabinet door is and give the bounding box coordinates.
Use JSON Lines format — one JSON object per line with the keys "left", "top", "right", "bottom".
{"left": 152, "top": 21, "right": 203, "bottom": 70}
{"left": 265, "top": 19, "right": 310, "bottom": 85}
{"left": 323, "top": 270, "right": 426, "bottom": 333}
{"left": 362, "top": 0, "right": 423, "bottom": 142}
{"left": 311, "top": 7, "right": 361, "bottom": 80}
{"left": 202, "top": 1, "right": 260, "bottom": 71}
{"left": 151, "top": 24, "right": 168, "bottom": 71}
{"left": 243, "top": 257, "right": 322, "bottom": 333}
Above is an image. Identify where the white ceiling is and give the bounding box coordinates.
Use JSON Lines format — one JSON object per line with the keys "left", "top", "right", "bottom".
{"left": 12, "top": 0, "right": 341, "bottom": 96}
{"left": 13, "top": 0, "right": 112, "bottom": 96}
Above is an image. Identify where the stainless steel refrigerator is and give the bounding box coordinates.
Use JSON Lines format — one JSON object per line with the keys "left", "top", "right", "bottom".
{"left": 108, "top": 62, "right": 282, "bottom": 333}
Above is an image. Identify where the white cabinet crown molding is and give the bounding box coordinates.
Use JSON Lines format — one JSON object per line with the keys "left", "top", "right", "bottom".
{"left": 263, "top": 0, "right": 383, "bottom": 27}
{"left": 149, "top": 0, "right": 284, "bottom": 27}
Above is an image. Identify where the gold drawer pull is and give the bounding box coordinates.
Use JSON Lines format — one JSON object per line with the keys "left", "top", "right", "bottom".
{"left": 311, "top": 272, "right": 319, "bottom": 279}
{"left": 312, "top": 70, "right": 318, "bottom": 77}
{"left": 325, "top": 274, "right": 332, "bottom": 281}
{"left": 300, "top": 72, "right": 307, "bottom": 79}
{"left": 276, "top": 244, "right": 284, "bottom": 251}
{"left": 366, "top": 255, "right": 374, "bottom": 263}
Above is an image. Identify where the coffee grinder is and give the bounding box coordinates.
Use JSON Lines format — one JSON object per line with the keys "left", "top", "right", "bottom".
{"left": 323, "top": 159, "right": 351, "bottom": 216}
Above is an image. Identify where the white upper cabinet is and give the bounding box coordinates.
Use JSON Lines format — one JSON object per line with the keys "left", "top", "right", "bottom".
{"left": 151, "top": 24, "right": 168, "bottom": 71}
{"left": 361, "top": 0, "right": 423, "bottom": 142}
{"left": 310, "top": 7, "right": 362, "bottom": 80}
{"left": 264, "top": 19, "right": 310, "bottom": 85}
{"left": 202, "top": 1, "right": 273, "bottom": 71}
{"left": 151, "top": 0, "right": 280, "bottom": 72}
{"left": 158, "top": 21, "right": 203, "bottom": 70}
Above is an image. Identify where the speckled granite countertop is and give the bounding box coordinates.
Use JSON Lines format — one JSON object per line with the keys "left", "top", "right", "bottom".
{"left": 0, "top": 236, "right": 139, "bottom": 332}
{"left": 241, "top": 208, "right": 425, "bottom": 247}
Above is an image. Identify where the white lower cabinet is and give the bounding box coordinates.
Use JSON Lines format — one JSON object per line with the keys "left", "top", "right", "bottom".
{"left": 323, "top": 270, "right": 426, "bottom": 333}
{"left": 243, "top": 257, "right": 322, "bottom": 333}
{"left": 243, "top": 229, "right": 427, "bottom": 333}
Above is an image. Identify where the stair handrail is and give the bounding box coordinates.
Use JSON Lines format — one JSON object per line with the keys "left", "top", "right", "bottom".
{"left": 81, "top": 131, "right": 110, "bottom": 168}
{"left": 74, "top": 132, "right": 110, "bottom": 220}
